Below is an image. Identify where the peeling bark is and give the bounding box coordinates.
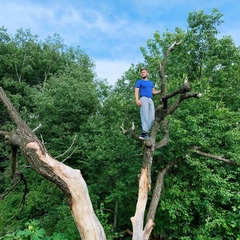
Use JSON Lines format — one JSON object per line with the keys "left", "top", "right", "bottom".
{"left": 131, "top": 167, "right": 149, "bottom": 240}
{"left": 0, "top": 87, "right": 106, "bottom": 240}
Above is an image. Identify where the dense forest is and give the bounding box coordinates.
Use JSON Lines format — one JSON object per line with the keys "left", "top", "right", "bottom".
{"left": 0, "top": 9, "right": 240, "bottom": 240}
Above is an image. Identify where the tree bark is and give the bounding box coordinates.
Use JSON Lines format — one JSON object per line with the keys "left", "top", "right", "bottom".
{"left": 0, "top": 87, "right": 106, "bottom": 240}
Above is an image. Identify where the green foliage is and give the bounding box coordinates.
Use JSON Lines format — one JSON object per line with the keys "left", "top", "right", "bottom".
{"left": 0, "top": 26, "right": 98, "bottom": 239}
{"left": 95, "top": 203, "right": 124, "bottom": 240}
{"left": 0, "top": 169, "right": 78, "bottom": 238}
{"left": 1, "top": 8, "right": 240, "bottom": 239}
{"left": 153, "top": 156, "right": 240, "bottom": 239}
{"left": 0, "top": 219, "right": 68, "bottom": 240}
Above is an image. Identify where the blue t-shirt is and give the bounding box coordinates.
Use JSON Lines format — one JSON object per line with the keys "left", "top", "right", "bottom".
{"left": 135, "top": 80, "right": 154, "bottom": 98}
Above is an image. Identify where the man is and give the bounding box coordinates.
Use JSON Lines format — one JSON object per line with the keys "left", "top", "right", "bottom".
{"left": 135, "top": 67, "right": 161, "bottom": 140}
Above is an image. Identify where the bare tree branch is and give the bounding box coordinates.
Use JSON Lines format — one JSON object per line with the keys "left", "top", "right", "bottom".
{"left": 191, "top": 146, "right": 240, "bottom": 166}
{"left": 161, "top": 41, "right": 182, "bottom": 72}
{"left": 55, "top": 134, "right": 77, "bottom": 159}
{"left": 167, "top": 92, "right": 202, "bottom": 115}
{"left": 62, "top": 147, "right": 78, "bottom": 163}
{"left": 146, "top": 157, "right": 183, "bottom": 223}
{"left": 10, "top": 146, "right": 18, "bottom": 178}
{"left": 8, "top": 172, "right": 29, "bottom": 221}
{"left": 121, "top": 122, "right": 140, "bottom": 140}
{"left": 0, "top": 130, "right": 11, "bottom": 137}
{"left": 0, "top": 172, "right": 28, "bottom": 203}
{"left": 0, "top": 87, "right": 32, "bottom": 135}
{"left": 0, "top": 173, "right": 21, "bottom": 201}
{"left": 165, "top": 77, "right": 191, "bottom": 100}
{"left": 155, "top": 118, "right": 170, "bottom": 149}
{"left": 159, "top": 41, "right": 182, "bottom": 96}
{"left": 33, "top": 123, "right": 42, "bottom": 132}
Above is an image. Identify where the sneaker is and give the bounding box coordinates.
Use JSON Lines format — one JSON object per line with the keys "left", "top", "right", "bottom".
{"left": 139, "top": 133, "right": 149, "bottom": 140}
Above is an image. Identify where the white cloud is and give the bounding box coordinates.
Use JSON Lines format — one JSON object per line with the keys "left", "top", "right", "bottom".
{"left": 0, "top": 2, "right": 56, "bottom": 37}
{"left": 1, "top": 0, "right": 240, "bottom": 86}
{"left": 94, "top": 59, "right": 135, "bottom": 85}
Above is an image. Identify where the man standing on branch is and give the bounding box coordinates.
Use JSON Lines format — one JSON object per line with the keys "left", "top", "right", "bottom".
{"left": 135, "top": 67, "right": 161, "bottom": 140}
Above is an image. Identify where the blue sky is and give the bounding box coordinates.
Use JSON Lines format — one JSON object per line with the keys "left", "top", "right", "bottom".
{"left": 1, "top": 0, "right": 239, "bottom": 85}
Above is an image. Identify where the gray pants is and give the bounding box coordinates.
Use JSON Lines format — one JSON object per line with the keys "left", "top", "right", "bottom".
{"left": 140, "top": 96, "right": 155, "bottom": 133}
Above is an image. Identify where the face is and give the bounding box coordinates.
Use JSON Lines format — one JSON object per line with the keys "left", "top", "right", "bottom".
{"left": 140, "top": 69, "right": 148, "bottom": 79}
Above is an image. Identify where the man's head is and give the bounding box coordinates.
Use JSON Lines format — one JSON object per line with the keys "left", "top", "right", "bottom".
{"left": 140, "top": 67, "right": 148, "bottom": 79}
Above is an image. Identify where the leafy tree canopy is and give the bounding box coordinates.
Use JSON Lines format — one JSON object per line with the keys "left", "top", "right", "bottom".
{"left": 0, "top": 8, "right": 240, "bottom": 239}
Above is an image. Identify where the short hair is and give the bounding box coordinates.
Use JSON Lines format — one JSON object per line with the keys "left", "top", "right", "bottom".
{"left": 140, "top": 67, "right": 148, "bottom": 73}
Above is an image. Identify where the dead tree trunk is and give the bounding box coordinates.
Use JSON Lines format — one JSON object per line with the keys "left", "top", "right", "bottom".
{"left": 126, "top": 41, "right": 201, "bottom": 240}
{"left": 0, "top": 87, "right": 106, "bottom": 240}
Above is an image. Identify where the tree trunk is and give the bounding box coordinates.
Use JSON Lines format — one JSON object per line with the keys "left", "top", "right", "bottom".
{"left": 129, "top": 41, "right": 200, "bottom": 240}
{"left": 0, "top": 87, "right": 106, "bottom": 240}
{"left": 130, "top": 167, "right": 149, "bottom": 240}
{"left": 25, "top": 142, "right": 106, "bottom": 239}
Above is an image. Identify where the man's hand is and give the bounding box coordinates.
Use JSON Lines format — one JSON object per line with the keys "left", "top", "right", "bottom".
{"left": 136, "top": 99, "right": 142, "bottom": 106}
{"left": 135, "top": 88, "right": 142, "bottom": 106}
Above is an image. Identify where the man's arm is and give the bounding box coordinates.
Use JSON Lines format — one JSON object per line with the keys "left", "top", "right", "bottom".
{"left": 152, "top": 88, "right": 161, "bottom": 95}
{"left": 135, "top": 88, "right": 142, "bottom": 106}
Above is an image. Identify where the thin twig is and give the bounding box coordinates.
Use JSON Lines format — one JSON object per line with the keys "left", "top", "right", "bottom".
{"left": 33, "top": 123, "right": 42, "bottom": 132}
{"left": 55, "top": 134, "right": 77, "bottom": 159}
{"left": 62, "top": 147, "right": 78, "bottom": 163}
